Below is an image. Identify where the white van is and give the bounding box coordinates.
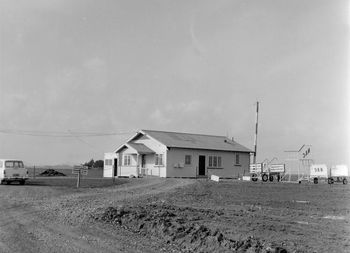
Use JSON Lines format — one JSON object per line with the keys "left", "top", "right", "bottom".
{"left": 0, "top": 159, "right": 29, "bottom": 185}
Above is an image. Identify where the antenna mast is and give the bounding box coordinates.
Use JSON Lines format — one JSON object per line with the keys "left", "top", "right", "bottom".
{"left": 253, "top": 101, "right": 259, "bottom": 164}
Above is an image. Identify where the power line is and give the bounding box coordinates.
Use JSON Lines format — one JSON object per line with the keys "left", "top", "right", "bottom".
{"left": 0, "top": 129, "right": 136, "bottom": 138}
{"left": 67, "top": 129, "right": 101, "bottom": 152}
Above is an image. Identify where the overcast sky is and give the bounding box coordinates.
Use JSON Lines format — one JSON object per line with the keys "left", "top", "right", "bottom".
{"left": 0, "top": 0, "right": 349, "bottom": 166}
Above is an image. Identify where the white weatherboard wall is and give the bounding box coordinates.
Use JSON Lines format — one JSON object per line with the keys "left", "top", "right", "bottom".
{"left": 134, "top": 135, "right": 168, "bottom": 177}
{"left": 166, "top": 148, "right": 250, "bottom": 178}
{"left": 103, "top": 152, "right": 118, "bottom": 177}
{"left": 118, "top": 148, "right": 138, "bottom": 177}
{"left": 166, "top": 148, "right": 197, "bottom": 177}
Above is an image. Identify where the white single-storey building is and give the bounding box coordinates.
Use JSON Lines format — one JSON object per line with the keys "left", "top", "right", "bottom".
{"left": 104, "top": 130, "right": 253, "bottom": 178}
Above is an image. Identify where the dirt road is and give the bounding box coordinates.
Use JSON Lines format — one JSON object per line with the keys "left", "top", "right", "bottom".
{"left": 0, "top": 178, "right": 349, "bottom": 252}
{"left": 0, "top": 178, "right": 193, "bottom": 253}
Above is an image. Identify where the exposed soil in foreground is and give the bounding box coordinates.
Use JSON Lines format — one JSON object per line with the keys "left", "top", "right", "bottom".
{"left": 0, "top": 178, "right": 349, "bottom": 252}
{"left": 94, "top": 204, "right": 273, "bottom": 253}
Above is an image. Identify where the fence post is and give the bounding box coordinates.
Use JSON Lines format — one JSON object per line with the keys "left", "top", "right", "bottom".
{"left": 76, "top": 171, "right": 81, "bottom": 188}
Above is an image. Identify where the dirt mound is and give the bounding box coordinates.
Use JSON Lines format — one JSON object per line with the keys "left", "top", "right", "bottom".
{"left": 39, "top": 169, "right": 66, "bottom": 177}
{"left": 94, "top": 204, "right": 285, "bottom": 252}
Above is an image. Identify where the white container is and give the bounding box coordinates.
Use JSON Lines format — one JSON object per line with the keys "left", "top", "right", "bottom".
{"left": 310, "top": 164, "right": 328, "bottom": 178}
{"left": 330, "top": 165, "right": 349, "bottom": 177}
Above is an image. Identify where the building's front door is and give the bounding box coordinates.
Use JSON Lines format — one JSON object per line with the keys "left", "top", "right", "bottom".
{"left": 141, "top": 155, "right": 146, "bottom": 168}
{"left": 198, "top": 155, "right": 206, "bottom": 176}
{"left": 114, "top": 159, "right": 118, "bottom": 177}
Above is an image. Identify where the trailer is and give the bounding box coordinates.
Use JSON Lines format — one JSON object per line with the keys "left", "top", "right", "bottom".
{"left": 309, "top": 164, "right": 348, "bottom": 184}
{"left": 309, "top": 164, "right": 328, "bottom": 184}
{"left": 250, "top": 163, "right": 285, "bottom": 182}
{"left": 328, "top": 165, "right": 348, "bottom": 185}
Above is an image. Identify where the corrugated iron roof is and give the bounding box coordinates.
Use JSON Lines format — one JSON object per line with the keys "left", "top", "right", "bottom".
{"left": 141, "top": 130, "right": 252, "bottom": 153}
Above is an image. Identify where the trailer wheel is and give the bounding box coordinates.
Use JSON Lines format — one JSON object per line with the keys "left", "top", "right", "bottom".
{"left": 328, "top": 177, "right": 334, "bottom": 184}
{"left": 269, "top": 175, "right": 274, "bottom": 182}
{"left": 6, "top": 181, "right": 11, "bottom": 185}
{"left": 343, "top": 178, "right": 348, "bottom": 185}
{"left": 313, "top": 178, "right": 318, "bottom": 184}
{"left": 251, "top": 174, "right": 258, "bottom": 182}
{"left": 262, "top": 174, "right": 268, "bottom": 182}
{"left": 19, "top": 180, "right": 25, "bottom": 185}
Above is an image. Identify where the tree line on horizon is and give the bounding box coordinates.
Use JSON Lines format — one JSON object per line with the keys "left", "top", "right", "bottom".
{"left": 83, "top": 159, "right": 103, "bottom": 169}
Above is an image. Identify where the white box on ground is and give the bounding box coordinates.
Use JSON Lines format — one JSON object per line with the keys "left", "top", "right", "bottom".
{"left": 242, "top": 176, "right": 251, "bottom": 181}
{"left": 211, "top": 175, "right": 220, "bottom": 182}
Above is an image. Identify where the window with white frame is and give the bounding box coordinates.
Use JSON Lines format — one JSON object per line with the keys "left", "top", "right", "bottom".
{"left": 123, "top": 155, "right": 131, "bottom": 166}
{"left": 235, "top": 154, "right": 240, "bottom": 165}
{"left": 155, "top": 154, "right": 163, "bottom": 166}
{"left": 208, "top": 155, "right": 222, "bottom": 168}
{"left": 185, "top": 155, "right": 192, "bottom": 165}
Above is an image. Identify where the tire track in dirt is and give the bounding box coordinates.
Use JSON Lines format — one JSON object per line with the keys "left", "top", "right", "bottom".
{"left": 0, "top": 178, "right": 194, "bottom": 253}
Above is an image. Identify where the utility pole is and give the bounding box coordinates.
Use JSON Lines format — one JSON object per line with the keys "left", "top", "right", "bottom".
{"left": 253, "top": 101, "right": 259, "bottom": 164}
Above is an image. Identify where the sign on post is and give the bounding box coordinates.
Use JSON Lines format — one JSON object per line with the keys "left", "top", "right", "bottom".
{"left": 72, "top": 165, "right": 88, "bottom": 188}
{"left": 268, "top": 164, "right": 285, "bottom": 173}
{"left": 80, "top": 167, "right": 88, "bottom": 176}
{"left": 72, "top": 166, "right": 82, "bottom": 175}
{"left": 250, "top": 163, "right": 262, "bottom": 173}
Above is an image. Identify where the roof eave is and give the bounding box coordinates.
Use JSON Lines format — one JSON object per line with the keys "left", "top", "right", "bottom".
{"left": 167, "top": 145, "right": 252, "bottom": 153}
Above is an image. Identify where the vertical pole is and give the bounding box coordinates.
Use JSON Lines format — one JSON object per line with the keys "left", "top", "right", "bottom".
{"left": 77, "top": 170, "right": 81, "bottom": 188}
{"left": 113, "top": 164, "right": 115, "bottom": 183}
{"left": 33, "top": 165, "right": 36, "bottom": 179}
{"left": 136, "top": 154, "right": 139, "bottom": 178}
{"left": 253, "top": 101, "right": 259, "bottom": 165}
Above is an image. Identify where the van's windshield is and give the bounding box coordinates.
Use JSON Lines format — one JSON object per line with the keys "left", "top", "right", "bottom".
{"left": 5, "top": 161, "right": 24, "bottom": 168}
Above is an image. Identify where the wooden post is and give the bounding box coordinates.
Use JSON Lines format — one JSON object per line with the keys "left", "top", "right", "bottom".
{"left": 136, "top": 154, "right": 139, "bottom": 178}
{"left": 76, "top": 170, "right": 81, "bottom": 188}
